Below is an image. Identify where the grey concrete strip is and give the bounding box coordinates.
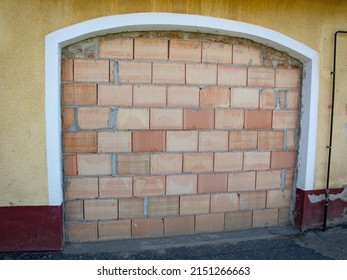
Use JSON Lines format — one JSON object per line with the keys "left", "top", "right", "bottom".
{"left": 63, "top": 225, "right": 300, "bottom": 255}
{"left": 294, "top": 225, "right": 347, "bottom": 260}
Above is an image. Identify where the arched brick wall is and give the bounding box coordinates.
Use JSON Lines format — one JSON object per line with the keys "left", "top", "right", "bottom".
{"left": 61, "top": 31, "right": 302, "bottom": 242}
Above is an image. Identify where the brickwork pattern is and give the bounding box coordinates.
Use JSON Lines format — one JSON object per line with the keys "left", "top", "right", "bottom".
{"left": 61, "top": 32, "right": 301, "bottom": 242}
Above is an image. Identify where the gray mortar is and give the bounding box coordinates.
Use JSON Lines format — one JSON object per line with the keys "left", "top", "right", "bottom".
{"left": 109, "top": 108, "right": 117, "bottom": 130}
{"left": 62, "top": 37, "right": 99, "bottom": 59}
{"left": 308, "top": 193, "right": 326, "bottom": 203}
{"left": 329, "top": 188, "right": 347, "bottom": 202}
{"left": 111, "top": 154, "right": 117, "bottom": 177}
{"left": 66, "top": 107, "right": 80, "bottom": 132}
{"left": 281, "top": 169, "right": 286, "bottom": 191}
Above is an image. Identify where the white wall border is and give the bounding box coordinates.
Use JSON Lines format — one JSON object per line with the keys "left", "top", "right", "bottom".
{"left": 45, "top": 12, "right": 318, "bottom": 205}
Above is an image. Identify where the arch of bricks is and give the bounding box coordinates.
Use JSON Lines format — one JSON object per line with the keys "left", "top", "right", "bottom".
{"left": 61, "top": 31, "right": 302, "bottom": 242}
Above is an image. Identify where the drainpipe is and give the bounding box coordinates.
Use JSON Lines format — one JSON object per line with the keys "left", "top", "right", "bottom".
{"left": 324, "top": 31, "right": 347, "bottom": 231}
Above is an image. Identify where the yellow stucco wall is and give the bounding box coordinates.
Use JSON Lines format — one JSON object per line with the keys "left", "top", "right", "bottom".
{"left": 1, "top": 0, "right": 346, "bottom": 206}
{"left": 329, "top": 33, "right": 347, "bottom": 188}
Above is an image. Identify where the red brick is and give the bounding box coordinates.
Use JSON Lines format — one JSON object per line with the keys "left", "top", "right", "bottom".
{"left": 98, "top": 220, "right": 131, "bottom": 240}
{"left": 183, "top": 109, "right": 214, "bottom": 129}
{"left": 243, "top": 152, "right": 271, "bottom": 171}
{"left": 215, "top": 109, "right": 244, "bottom": 129}
{"left": 77, "top": 154, "right": 112, "bottom": 176}
{"left": 117, "top": 108, "right": 149, "bottom": 130}
{"left": 252, "top": 209, "right": 278, "bottom": 228}
{"left": 167, "top": 86, "right": 199, "bottom": 107}
{"left": 228, "top": 172, "right": 256, "bottom": 192}
{"left": 133, "top": 176, "right": 165, "bottom": 196}
{"left": 119, "top": 198, "right": 144, "bottom": 219}
{"left": 64, "top": 155, "right": 77, "bottom": 176}
{"left": 258, "top": 130, "right": 284, "bottom": 149}
{"left": 229, "top": 131, "right": 257, "bottom": 150}
{"left": 260, "top": 89, "right": 277, "bottom": 109}
{"left": 195, "top": 213, "right": 224, "bottom": 233}
{"left": 132, "top": 219, "right": 163, "bottom": 238}
{"left": 133, "top": 85, "right": 166, "bottom": 107}
{"left": 248, "top": 67, "right": 275, "bottom": 87}
{"left": 285, "top": 169, "right": 295, "bottom": 188}
{"left": 233, "top": 44, "right": 261, "bottom": 65}
{"left": 244, "top": 110, "right": 272, "bottom": 129}
{"left": 239, "top": 191, "right": 266, "bottom": 210}
{"left": 167, "top": 130, "right": 198, "bottom": 152}
{"left": 272, "top": 110, "right": 298, "bottom": 129}
{"left": 231, "top": 88, "right": 259, "bottom": 108}
{"left": 132, "top": 131, "right": 165, "bottom": 152}
{"left": 180, "top": 194, "right": 210, "bottom": 215}
{"left": 99, "top": 177, "right": 132, "bottom": 198}
{"left": 186, "top": 63, "right": 217, "bottom": 85}
{"left": 279, "top": 90, "right": 286, "bottom": 109}
{"left": 148, "top": 196, "right": 179, "bottom": 217}
{"left": 117, "top": 154, "right": 150, "bottom": 175}
{"left": 267, "top": 189, "right": 291, "bottom": 208}
{"left": 210, "top": 193, "right": 239, "bottom": 212}
{"left": 84, "top": 199, "right": 118, "bottom": 220}
{"left": 225, "top": 211, "right": 252, "bottom": 231}
{"left": 286, "top": 90, "right": 300, "bottom": 109}
{"left": 166, "top": 174, "right": 197, "bottom": 195}
{"left": 78, "top": 108, "right": 109, "bottom": 129}
{"left": 256, "top": 170, "right": 282, "bottom": 190}
{"left": 98, "top": 131, "right": 131, "bottom": 153}
{"left": 150, "top": 108, "right": 183, "bottom": 129}
{"left": 271, "top": 150, "right": 296, "bottom": 169}
{"left": 276, "top": 68, "right": 301, "bottom": 88}
{"left": 153, "top": 62, "right": 185, "bottom": 84}
{"left": 64, "top": 178, "right": 98, "bottom": 200}
{"left": 65, "top": 200, "right": 83, "bottom": 221}
{"left": 202, "top": 41, "right": 232, "bottom": 64}
{"left": 118, "top": 61, "right": 152, "bottom": 83}
{"left": 151, "top": 153, "right": 182, "bottom": 174}
{"left": 198, "top": 173, "right": 228, "bottom": 193}
{"left": 183, "top": 153, "right": 213, "bottom": 172}
{"left": 65, "top": 222, "right": 97, "bottom": 242}
{"left": 169, "top": 40, "right": 201, "bottom": 62}
{"left": 278, "top": 208, "right": 290, "bottom": 225}
{"left": 62, "top": 84, "right": 97, "bottom": 105}
{"left": 63, "top": 132, "right": 97, "bottom": 153}
{"left": 110, "top": 60, "right": 116, "bottom": 83}
{"left": 61, "top": 59, "right": 73, "bottom": 82}
{"left": 74, "top": 59, "right": 109, "bottom": 82}
{"left": 62, "top": 108, "right": 74, "bottom": 130}
{"left": 134, "top": 38, "right": 168, "bottom": 60}
{"left": 217, "top": 65, "right": 247, "bottom": 86}
{"left": 286, "top": 130, "right": 297, "bottom": 149}
{"left": 199, "top": 131, "right": 229, "bottom": 151}
{"left": 214, "top": 152, "right": 243, "bottom": 172}
{"left": 98, "top": 84, "right": 132, "bottom": 106}
{"left": 164, "top": 216, "right": 195, "bottom": 236}
{"left": 99, "top": 37, "right": 133, "bottom": 59}
{"left": 200, "top": 87, "right": 230, "bottom": 107}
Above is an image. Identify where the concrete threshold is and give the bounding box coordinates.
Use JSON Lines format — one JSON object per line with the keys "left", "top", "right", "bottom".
{"left": 63, "top": 225, "right": 300, "bottom": 255}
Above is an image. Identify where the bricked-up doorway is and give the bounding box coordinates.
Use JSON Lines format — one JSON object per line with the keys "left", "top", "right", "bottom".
{"left": 61, "top": 31, "right": 304, "bottom": 242}
{"left": 45, "top": 13, "right": 319, "bottom": 244}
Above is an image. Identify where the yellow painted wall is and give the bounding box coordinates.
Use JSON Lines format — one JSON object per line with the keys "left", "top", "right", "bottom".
{"left": 1, "top": 0, "right": 346, "bottom": 206}
{"left": 329, "top": 33, "right": 347, "bottom": 188}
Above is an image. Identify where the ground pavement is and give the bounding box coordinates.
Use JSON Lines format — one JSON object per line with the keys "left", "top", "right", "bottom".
{"left": 0, "top": 225, "right": 346, "bottom": 260}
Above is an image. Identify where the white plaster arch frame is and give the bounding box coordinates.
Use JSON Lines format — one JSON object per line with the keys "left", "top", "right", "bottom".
{"left": 45, "top": 12, "right": 318, "bottom": 205}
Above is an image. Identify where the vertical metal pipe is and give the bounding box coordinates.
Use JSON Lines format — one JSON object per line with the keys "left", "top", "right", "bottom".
{"left": 324, "top": 31, "right": 347, "bottom": 230}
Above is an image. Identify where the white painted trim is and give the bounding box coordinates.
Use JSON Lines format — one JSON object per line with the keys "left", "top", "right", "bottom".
{"left": 45, "top": 12, "right": 318, "bottom": 205}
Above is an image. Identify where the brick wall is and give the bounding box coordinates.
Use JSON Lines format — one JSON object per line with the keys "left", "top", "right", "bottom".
{"left": 61, "top": 32, "right": 302, "bottom": 242}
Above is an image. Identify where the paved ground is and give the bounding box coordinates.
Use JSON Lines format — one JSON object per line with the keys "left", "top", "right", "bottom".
{"left": 1, "top": 225, "right": 346, "bottom": 260}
